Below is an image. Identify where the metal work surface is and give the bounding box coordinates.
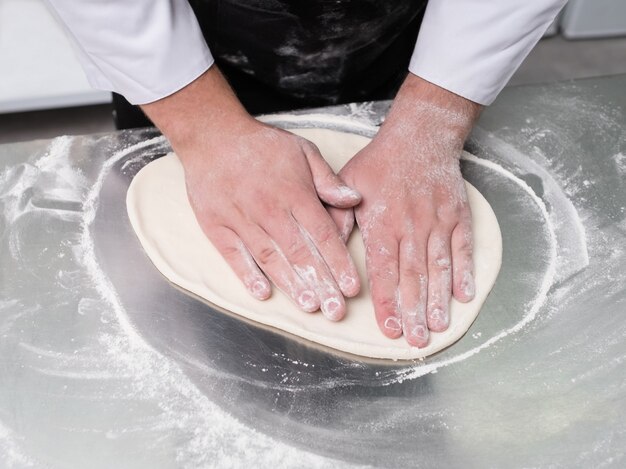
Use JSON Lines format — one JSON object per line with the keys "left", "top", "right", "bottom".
{"left": 1, "top": 76, "right": 625, "bottom": 468}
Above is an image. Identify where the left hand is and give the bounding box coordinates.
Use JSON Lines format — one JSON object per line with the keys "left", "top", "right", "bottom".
{"left": 329, "top": 74, "right": 483, "bottom": 347}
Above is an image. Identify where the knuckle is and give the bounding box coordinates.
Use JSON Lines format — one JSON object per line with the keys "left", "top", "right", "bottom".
{"left": 436, "top": 205, "right": 462, "bottom": 226}
{"left": 400, "top": 265, "right": 428, "bottom": 281}
{"left": 428, "top": 235, "right": 448, "bottom": 256}
{"left": 432, "top": 256, "right": 451, "bottom": 270}
{"left": 258, "top": 201, "right": 283, "bottom": 219}
{"left": 375, "top": 296, "right": 397, "bottom": 313}
{"left": 303, "top": 140, "right": 320, "bottom": 154}
{"left": 456, "top": 237, "right": 473, "bottom": 256}
{"left": 462, "top": 224, "right": 474, "bottom": 247}
{"left": 286, "top": 240, "right": 311, "bottom": 264}
{"left": 298, "top": 138, "right": 320, "bottom": 157}
{"left": 458, "top": 199, "right": 472, "bottom": 213}
{"left": 366, "top": 243, "right": 395, "bottom": 261}
{"left": 379, "top": 214, "right": 395, "bottom": 230}
{"left": 313, "top": 222, "right": 337, "bottom": 245}
{"left": 219, "top": 244, "right": 241, "bottom": 260}
{"left": 452, "top": 224, "right": 474, "bottom": 258}
{"left": 371, "top": 266, "right": 396, "bottom": 281}
{"left": 257, "top": 246, "right": 279, "bottom": 265}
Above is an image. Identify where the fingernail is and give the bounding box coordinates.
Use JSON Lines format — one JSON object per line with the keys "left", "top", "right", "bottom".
{"left": 339, "top": 273, "right": 358, "bottom": 296}
{"left": 430, "top": 308, "right": 443, "bottom": 321}
{"left": 410, "top": 325, "right": 429, "bottom": 342}
{"left": 384, "top": 316, "right": 402, "bottom": 332}
{"left": 298, "top": 290, "right": 317, "bottom": 311}
{"left": 462, "top": 271, "right": 475, "bottom": 299}
{"left": 340, "top": 218, "right": 353, "bottom": 244}
{"left": 429, "top": 307, "right": 449, "bottom": 329}
{"left": 322, "top": 297, "right": 342, "bottom": 321}
{"left": 251, "top": 280, "right": 270, "bottom": 300}
{"left": 337, "top": 185, "right": 360, "bottom": 200}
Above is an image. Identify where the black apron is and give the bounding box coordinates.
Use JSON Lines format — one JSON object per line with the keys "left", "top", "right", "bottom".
{"left": 114, "top": 0, "right": 427, "bottom": 128}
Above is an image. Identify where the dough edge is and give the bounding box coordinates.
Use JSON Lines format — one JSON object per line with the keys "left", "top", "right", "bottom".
{"left": 126, "top": 128, "right": 503, "bottom": 360}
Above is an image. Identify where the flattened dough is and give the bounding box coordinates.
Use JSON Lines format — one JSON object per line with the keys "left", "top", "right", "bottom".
{"left": 127, "top": 128, "right": 502, "bottom": 360}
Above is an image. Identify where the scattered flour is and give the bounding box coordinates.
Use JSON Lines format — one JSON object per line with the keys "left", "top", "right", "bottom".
{"left": 78, "top": 137, "right": 357, "bottom": 467}
{"left": 471, "top": 128, "right": 589, "bottom": 283}
{"left": 1, "top": 135, "right": 359, "bottom": 467}
{"left": 260, "top": 114, "right": 571, "bottom": 385}
{"left": 0, "top": 422, "right": 36, "bottom": 468}
{"left": 0, "top": 109, "right": 602, "bottom": 465}
{"left": 613, "top": 152, "right": 626, "bottom": 177}
{"left": 377, "top": 151, "right": 559, "bottom": 384}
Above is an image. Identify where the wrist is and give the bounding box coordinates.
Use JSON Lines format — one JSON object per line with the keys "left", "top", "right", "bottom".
{"left": 140, "top": 66, "right": 253, "bottom": 158}
{"left": 381, "top": 73, "right": 482, "bottom": 149}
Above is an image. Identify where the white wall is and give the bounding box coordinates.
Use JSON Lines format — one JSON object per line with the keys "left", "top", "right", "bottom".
{"left": 0, "top": 0, "right": 111, "bottom": 113}
{"left": 562, "top": 0, "right": 626, "bottom": 38}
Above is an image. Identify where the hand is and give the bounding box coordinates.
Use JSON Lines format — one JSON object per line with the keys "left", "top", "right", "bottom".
{"left": 329, "top": 74, "right": 482, "bottom": 346}
{"left": 142, "top": 67, "right": 362, "bottom": 320}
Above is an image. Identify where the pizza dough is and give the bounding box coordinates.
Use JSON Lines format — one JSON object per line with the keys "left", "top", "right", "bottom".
{"left": 126, "top": 128, "right": 502, "bottom": 360}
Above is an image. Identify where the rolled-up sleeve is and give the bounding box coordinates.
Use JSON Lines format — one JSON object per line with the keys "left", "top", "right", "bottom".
{"left": 409, "top": 0, "right": 567, "bottom": 105}
{"left": 45, "top": 0, "right": 214, "bottom": 104}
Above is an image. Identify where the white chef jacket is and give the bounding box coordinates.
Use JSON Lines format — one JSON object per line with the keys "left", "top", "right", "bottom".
{"left": 46, "top": 0, "right": 566, "bottom": 106}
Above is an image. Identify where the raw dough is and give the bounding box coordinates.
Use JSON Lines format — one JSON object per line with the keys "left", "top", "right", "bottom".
{"left": 126, "top": 128, "right": 502, "bottom": 360}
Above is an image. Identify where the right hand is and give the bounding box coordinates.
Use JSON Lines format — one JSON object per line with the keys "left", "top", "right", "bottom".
{"left": 183, "top": 119, "right": 363, "bottom": 320}
{"left": 327, "top": 74, "right": 481, "bottom": 347}
{"left": 141, "top": 68, "right": 361, "bottom": 320}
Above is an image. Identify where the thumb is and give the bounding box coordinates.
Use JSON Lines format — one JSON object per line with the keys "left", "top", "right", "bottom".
{"left": 302, "top": 141, "right": 361, "bottom": 208}
{"left": 327, "top": 206, "right": 356, "bottom": 244}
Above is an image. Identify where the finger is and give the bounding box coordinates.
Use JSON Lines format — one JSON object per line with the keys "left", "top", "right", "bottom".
{"left": 238, "top": 222, "right": 320, "bottom": 313}
{"left": 204, "top": 225, "right": 271, "bottom": 300}
{"left": 293, "top": 202, "right": 360, "bottom": 298}
{"left": 301, "top": 142, "right": 361, "bottom": 208}
{"left": 326, "top": 206, "right": 355, "bottom": 244}
{"left": 398, "top": 236, "right": 429, "bottom": 348}
{"left": 360, "top": 220, "right": 401, "bottom": 339}
{"left": 451, "top": 217, "right": 475, "bottom": 303}
{"left": 264, "top": 211, "right": 346, "bottom": 320}
{"left": 427, "top": 228, "right": 453, "bottom": 333}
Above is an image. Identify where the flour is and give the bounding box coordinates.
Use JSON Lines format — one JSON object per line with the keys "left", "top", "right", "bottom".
{"left": 258, "top": 113, "right": 378, "bottom": 136}
{"left": 0, "top": 422, "right": 35, "bottom": 468}
{"left": 0, "top": 163, "right": 39, "bottom": 228}
{"left": 220, "top": 51, "right": 255, "bottom": 76}
{"left": 80, "top": 137, "right": 167, "bottom": 352}
{"left": 470, "top": 127, "right": 589, "bottom": 283}
{"left": 271, "top": 352, "right": 316, "bottom": 368}
{"left": 331, "top": 183, "right": 361, "bottom": 202}
{"left": 32, "top": 136, "right": 88, "bottom": 203}
{"left": 346, "top": 102, "right": 378, "bottom": 126}
{"left": 77, "top": 137, "right": 356, "bottom": 468}
{"left": 0, "top": 136, "right": 86, "bottom": 264}
{"left": 613, "top": 152, "right": 626, "bottom": 177}
{"left": 0, "top": 108, "right": 608, "bottom": 466}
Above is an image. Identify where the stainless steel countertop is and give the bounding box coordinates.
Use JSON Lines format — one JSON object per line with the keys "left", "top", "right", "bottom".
{"left": 1, "top": 75, "right": 624, "bottom": 468}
